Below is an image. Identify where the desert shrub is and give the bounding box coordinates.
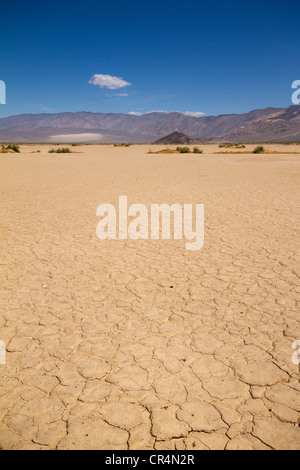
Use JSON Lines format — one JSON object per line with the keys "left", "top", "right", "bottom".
{"left": 234, "top": 144, "right": 246, "bottom": 148}
{"left": 193, "top": 147, "right": 203, "bottom": 154}
{"left": 253, "top": 146, "right": 265, "bottom": 154}
{"left": 7, "top": 144, "right": 20, "bottom": 152}
{"left": 219, "top": 143, "right": 245, "bottom": 149}
{"left": 1, "top": 143, "right": 20, "bottom": 153}
{"left": 179, "top": 147, "right": 191, "bottom": 153}
{"left": 49, "top": 147, "right": 71, "bottom": 154}
{"left": 219, "top": 143, "right": 233, "bottom": 148}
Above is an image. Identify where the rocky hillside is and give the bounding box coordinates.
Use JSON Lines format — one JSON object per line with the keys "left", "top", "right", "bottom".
{"left": 154, "top": 131, "right": 199, "bottom": 144}
{"left": 0, "top": 106, "right": 299, "bottom": 143}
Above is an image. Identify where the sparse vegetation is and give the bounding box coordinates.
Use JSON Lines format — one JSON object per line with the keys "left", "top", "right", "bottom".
{"left": 7, "top": 144, "right": 20, "bottom": 153}
{"left": 180, "top": 147, "right": 191, "bottom": 153}
{"left": 0, "top": 143, "right": 20, "bottom": 153}
{"left": 193, "top": 147, "right": 203, "bottom": 154}
{"left": 282, "top": 142, "right": 300, "bottom": 145}
{"left": 219, "top": 143, "right": 246, "bottom": 149}
{"left": 148, "top": 148, "right": 179, "bottom": 154}
{"left": 176, "top": 146, "right": 191, "bottom": 153}
{"left": 253, "top": 146, "right": 265, "bottom": 154}
{"left": 48, "top": 147, "right": 72, "bottom": 154}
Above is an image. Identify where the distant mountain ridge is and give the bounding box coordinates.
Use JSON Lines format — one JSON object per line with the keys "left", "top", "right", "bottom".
{"left": 0, "top": 106, "right": 299, "bottom": 143}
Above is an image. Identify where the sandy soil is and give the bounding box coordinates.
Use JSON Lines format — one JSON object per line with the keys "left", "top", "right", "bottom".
{"left": 0, "top": 143, "right": 299, "bottom": 450}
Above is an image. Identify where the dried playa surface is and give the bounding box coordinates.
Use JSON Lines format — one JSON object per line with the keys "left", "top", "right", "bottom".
{"left": 0, "top": 143, "right": 299, "bottom": 450}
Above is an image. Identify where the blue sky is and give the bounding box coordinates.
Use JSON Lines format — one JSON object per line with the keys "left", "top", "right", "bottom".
{"left": 0, "top": 0, "right": 299, "bottom": 118}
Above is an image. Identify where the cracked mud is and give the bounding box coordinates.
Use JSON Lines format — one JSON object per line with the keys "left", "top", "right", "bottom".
{"left": 0, "top": 144, "right": 299, "bottom": 450}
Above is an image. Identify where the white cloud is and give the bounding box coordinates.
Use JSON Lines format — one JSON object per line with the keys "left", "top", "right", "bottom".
{"left": 146, "top": 110, "right": 168, "bottom": 114}
{"left": 183, "top": 111, "right": 206, "bottom": 117}
{"left": 89, "top": 74, "right": 132, "bottom": 90}
{"left": 128, "top": 110, "right": 167, "bottom": 116}
{"left": 40, "top": 105, "right": 56, "bottom": 113}
{"left": 115, "top": 93, "right": 128, "bottom": 96}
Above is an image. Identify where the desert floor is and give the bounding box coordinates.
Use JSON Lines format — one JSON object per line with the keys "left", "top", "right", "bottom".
{"left": 0, "top": 143, "right": 299, "bottom": 450}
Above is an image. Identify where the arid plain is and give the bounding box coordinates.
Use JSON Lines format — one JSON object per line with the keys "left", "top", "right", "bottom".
{"left": 0, "top": 143, "right": 299, "bottom": 450}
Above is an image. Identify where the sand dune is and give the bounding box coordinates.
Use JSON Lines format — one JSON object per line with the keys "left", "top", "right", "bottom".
{"left": 0, "top": 144, "right": 299, "bottom": 450}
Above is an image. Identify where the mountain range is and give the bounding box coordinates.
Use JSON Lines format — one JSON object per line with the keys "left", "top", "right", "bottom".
{"left": 0, "top": 106, "right": 299, "bottom": 143}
